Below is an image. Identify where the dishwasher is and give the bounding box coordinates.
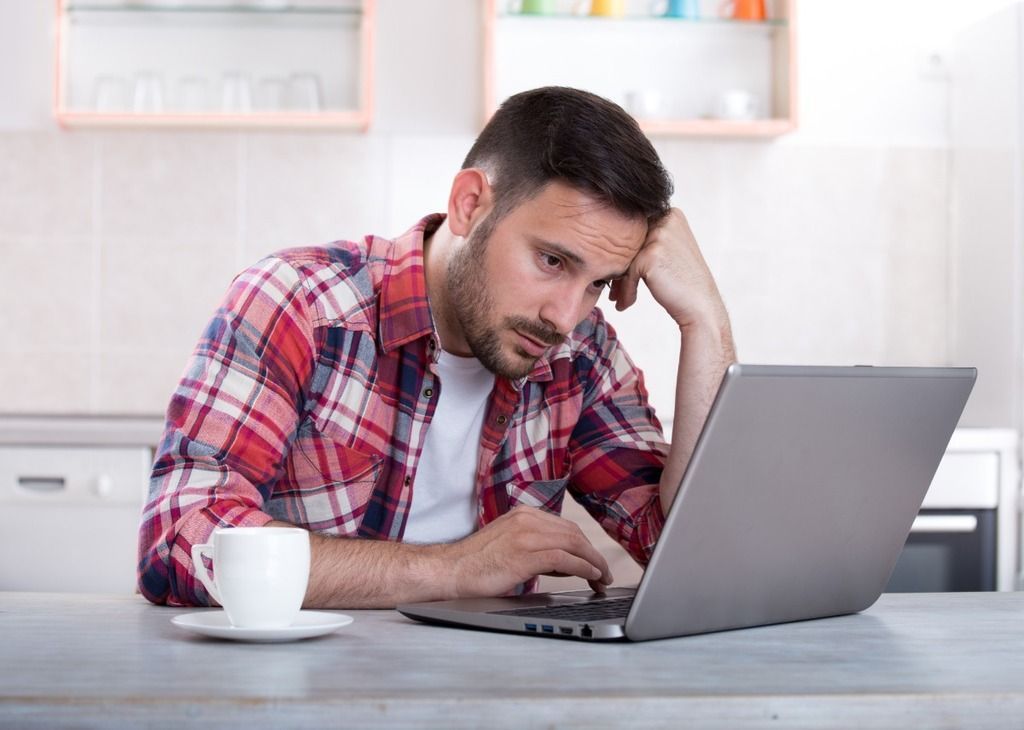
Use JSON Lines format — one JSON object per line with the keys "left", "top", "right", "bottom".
{"left": 0, "top": 441, "right": 153, "bottom": 594}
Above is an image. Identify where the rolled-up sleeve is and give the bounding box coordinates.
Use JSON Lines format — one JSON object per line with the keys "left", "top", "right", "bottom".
{"left": 568, "top": 317, "right": 668, "bottom": 565}
{"left": 137, "top": 257, "right": 316, "bottom": 606}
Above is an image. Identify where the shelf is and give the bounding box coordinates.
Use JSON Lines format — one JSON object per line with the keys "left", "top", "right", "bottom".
{"left": 66, "top": 3, "right": 361, "bottom": 14}
{"left": 55, "top": 0, "right": 375, "bottom": 130}
{"left": 494, "top": 13, "right": 787, "bottom": 27}
{"left": 483, "top": 0, "right": 798, "bottom": 138}
{"left": 54, "top": 110, "right": 370, "bottom": 130}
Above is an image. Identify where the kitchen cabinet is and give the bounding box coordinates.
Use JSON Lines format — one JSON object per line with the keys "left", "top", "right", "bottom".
{"left": 54, "top": 0, "right": 375, "bottom": 130}
{"left": 0, "top": 415, "right": 164, "bottom": 593}
{"left": 482, "top": 0, "right": 797, "bottom": 137}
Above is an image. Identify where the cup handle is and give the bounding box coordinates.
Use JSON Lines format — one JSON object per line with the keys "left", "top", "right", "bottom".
{"left": 190, "top": 543, "right": 222, "bottom": 605}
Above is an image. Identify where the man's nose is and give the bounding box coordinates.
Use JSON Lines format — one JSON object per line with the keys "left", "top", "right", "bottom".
{"left": 539, "top": 284, "right": 587, "bottom": 337}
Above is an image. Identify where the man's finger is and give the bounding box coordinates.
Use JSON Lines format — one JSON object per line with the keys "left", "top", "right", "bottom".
{"left": 529, "top": 550, "right": 604, "bottom": 583}
{"left": 613, "top": 264, "right": 643, "bottom": 311}
{"left": 518, "top": 530, "right": 612, "bottom": 584}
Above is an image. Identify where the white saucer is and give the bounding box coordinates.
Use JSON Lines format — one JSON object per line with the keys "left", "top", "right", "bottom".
{"left": 172, "top": 610, "right": 353, "bottom": 643}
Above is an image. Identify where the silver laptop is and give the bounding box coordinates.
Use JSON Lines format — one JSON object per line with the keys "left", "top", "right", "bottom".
{"left": 398, "top": 364, "right": 976, "bottom": 642}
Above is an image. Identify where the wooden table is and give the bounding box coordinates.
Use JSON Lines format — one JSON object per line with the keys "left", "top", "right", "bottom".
{"left": 3, "top": 591, "right": 1024, "bottom": 728}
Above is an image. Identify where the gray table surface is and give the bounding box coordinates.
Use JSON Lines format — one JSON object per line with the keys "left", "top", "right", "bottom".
{"left": 2, "top": 591, "right": 1024, "bottom": 729}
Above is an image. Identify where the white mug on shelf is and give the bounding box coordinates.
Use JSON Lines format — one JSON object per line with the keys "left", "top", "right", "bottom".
{"left": 191, "top": 527, "right": 310, "bottom": 629}
{"left": 624, "top": 89, "right": 664, "bottom": 119}
{"left": 221, "top": 71, "right": 253, "bottom": 113}
{"left": 132, "top": 72, "right": 164, "bottom": 113}
{"left": 713, "top": 88, "right": 758, "bottom": 120}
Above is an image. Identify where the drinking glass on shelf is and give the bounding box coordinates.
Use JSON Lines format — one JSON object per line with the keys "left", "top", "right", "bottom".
{"left": 92, "top": 75, "right": 130, "bottom": 112}
{"left": 175, "top": 76, "right": 212, "bottom": 112}
{"left": 286, "top": 72, "right": 323, "bottom": 111}
{"left": 132, "top": 72, "right": 165, "bottom": 113}
{"left": 256, "top": 77, "right": 288, "bottom": 111}
{"left": 220, "top": 71, "right": 253, "bottom": 113}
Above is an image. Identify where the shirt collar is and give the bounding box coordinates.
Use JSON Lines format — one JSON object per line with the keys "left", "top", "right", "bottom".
{"left": 378, "top": 213, "right": 445, "bottom": 354}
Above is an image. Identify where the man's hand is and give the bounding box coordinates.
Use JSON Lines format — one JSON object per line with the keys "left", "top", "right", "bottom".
{"left": 269, "top": 506, "right": 611, "bottom": 609}
{"left": 609, "top": 208, "right": 729, "bottom": 331}
{"left": 440, "top": 506, "right": 613, "bottom": 599}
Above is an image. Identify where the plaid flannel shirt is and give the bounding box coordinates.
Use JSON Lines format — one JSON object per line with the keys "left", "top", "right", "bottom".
{"left": 138, "top": 214, "right": 668, "bottom": 606}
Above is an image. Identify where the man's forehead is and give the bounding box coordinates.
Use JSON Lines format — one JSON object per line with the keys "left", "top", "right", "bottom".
{"left": 497, "top": 180, "right": 648, "bottom": 271}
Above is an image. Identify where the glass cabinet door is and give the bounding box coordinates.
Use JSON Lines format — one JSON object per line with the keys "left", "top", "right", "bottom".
{"left": 56, "top": 0, "right": 375, "bottom": 129}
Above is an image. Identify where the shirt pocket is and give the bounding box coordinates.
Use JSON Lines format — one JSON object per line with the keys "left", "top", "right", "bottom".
{"left": 505, "top": 476, "right": 570, "bottom": 516}
{"left": 280, "top": 427, "right": 382, "bottom": 534}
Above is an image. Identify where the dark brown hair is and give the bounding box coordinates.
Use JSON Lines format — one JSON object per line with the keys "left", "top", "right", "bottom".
{"left": 462, "top": 86, "right": 673, "bottom": 230}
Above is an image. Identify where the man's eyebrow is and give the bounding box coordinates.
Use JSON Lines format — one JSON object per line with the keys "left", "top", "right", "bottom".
{"left": 531, "top": 237, "right": 629, "bottom": 280}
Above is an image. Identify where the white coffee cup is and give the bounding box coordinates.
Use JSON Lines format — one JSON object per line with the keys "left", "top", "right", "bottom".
{"left": 714, "top": 89, "right": 758, "bottom": 120}
{"left": 191, "top": 527, "right": 310, "bottom": 629}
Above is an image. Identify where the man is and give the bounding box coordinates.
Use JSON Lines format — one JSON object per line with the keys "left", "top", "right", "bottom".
{"left": 138, "top": 86, "right": 735, "bottom": 608}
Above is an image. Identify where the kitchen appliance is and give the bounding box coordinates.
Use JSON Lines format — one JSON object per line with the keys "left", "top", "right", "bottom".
{"left": 886, "top": 429, "right": 1019, "bottom": 592}
{"left": 0, "top": 416, "right": 161, "bottom": 594}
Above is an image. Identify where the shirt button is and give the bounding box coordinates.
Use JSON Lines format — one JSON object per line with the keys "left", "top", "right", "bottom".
{"left": 405, "top": 476, "right": 412, "bottom": 486}
{"left": 496, "top": 415, "right": 508, "bottom": 425}
{"left": 423, "top": 387, "right": 434, "bottom": 398}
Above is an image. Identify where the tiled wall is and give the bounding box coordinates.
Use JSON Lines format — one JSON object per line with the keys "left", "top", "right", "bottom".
{"left": 0, "top": 0, "right": 961, "bottom": 419}
{"left": 0, "top": 129, "right": 949, "bottom": 418}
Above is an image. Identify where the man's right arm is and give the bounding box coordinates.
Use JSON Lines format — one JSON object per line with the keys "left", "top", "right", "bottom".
{"left": 272, "top": 506, "right": 613, "bottom": 609}
{"left": 138, "top": 256, "right": 315, "bottom": 606}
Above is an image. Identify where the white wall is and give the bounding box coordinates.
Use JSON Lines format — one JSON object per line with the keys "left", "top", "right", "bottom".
{"left": 0, "top": 0, "right": 1016, "bottom": 425}
{"left": 948, "top": 3, "right": 1023, "bottom": 428}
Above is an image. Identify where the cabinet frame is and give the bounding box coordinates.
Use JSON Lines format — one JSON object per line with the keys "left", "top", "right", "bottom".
{"left": 482, "top": 0, "right": 798, "bottom": 137}
{"left": 53, "top": 0, "right": 376, "bottom": 130}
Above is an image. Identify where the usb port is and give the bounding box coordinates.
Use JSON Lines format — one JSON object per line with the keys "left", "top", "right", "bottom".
{"left": 525, "top": 623, "right": 537, "bottom": 632}
{"left": 541, "top": 625, "right": 554, "bottom": 634}
{"left": 559, "top": 627, "right": 573, "bottom": 636}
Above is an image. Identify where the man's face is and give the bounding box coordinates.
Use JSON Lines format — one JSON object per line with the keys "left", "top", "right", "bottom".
{"left": 446, "top": 181, "right": 648, "bottom": 379}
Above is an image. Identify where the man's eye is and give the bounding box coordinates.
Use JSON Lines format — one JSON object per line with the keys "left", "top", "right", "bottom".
{"left": 540, "top": 253, "right": 562, "bottom": 269}
{"left": 591, "top": 280, "right": 610, "bottom": 291}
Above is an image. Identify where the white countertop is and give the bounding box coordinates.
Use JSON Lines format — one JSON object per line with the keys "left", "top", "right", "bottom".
{"left": 3, "top": 591, "right": 1024, "bottom": 729}
{"left": 0, "top": 414, "right": 165, "bottom": 447}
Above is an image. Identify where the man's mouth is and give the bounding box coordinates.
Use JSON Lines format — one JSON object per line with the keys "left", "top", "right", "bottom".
{"left": 513, "top": 329, "right": 550, "bottom": 358}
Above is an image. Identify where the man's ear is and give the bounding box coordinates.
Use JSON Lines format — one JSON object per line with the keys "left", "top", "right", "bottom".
{"left": 447, "top": 168, "right": 494, "bottom": 238}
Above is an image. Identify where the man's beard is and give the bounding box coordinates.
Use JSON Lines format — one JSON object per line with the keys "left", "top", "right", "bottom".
{"left": 445, "top": 220, "right": 565, "bottom": 379}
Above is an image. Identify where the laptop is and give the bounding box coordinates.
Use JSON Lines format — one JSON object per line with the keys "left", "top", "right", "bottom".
{"left": 398, "top": 364, "right": 976, "bottom": 642}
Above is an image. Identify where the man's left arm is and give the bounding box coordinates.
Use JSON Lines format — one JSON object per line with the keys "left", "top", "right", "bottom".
{"left": 610, "top": 208, "right": 737, "bottom": 516}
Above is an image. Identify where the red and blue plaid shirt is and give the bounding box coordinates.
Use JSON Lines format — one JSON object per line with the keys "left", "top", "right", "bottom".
{"left": 138, "top": 214, "right": 668, "bottom": 606}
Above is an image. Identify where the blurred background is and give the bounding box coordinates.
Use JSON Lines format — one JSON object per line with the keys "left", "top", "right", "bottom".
{"left": 0, "top": 0, "right": 1021, "bottom": 594}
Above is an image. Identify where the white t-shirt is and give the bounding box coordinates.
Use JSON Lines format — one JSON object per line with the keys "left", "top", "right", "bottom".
{"left": 402, "top": 350, "right": 495, "bottom": 544}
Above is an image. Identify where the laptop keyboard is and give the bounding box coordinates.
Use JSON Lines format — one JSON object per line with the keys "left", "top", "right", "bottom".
{"left": 490, "top": 596, "right": 634, "bottom": 622}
